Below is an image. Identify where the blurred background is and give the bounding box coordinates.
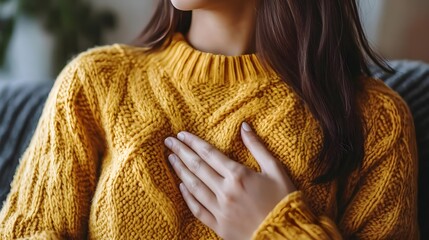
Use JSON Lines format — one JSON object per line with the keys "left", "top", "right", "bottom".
{"left": 0, "top": 0, "right": 428, "bottom": 82}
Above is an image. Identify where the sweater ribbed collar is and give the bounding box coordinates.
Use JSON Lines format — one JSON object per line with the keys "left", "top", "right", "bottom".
{"left": 153, "top": 33, "right": 279, "bottom": 85}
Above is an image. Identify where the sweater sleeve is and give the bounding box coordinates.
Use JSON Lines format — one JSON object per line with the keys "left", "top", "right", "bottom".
{"left": 0, "top": 53, "right": 105, "bottom": 239}
{"left": 251, "top": 88, "right": 419, "bottom": 239}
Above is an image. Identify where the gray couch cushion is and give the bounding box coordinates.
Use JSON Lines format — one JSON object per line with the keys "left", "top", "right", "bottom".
{"left": 0, "top": 80, "right": 53, "bottom": 205}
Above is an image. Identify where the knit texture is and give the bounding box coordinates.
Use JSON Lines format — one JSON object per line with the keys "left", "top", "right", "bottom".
{"left": 0, "top": 33, "right": 419, "bottom": 239}
{"left": 0, "top": 80, "right": 53, "bottom": 205}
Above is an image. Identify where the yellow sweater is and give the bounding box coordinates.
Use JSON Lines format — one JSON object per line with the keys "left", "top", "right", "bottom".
{"left": 0, "top": 33, "right": 419, "bottom": 239}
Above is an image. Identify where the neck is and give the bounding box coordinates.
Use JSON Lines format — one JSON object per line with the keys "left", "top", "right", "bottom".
{"left": 186, "top": 3, "right": 257, "bottom": 56}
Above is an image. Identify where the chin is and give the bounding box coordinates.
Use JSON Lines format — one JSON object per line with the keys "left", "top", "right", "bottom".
{"left": 170, "top": 0, "right": 209, "bottom": 11}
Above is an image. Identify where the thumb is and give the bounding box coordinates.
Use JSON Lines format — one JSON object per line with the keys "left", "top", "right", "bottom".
{"left": 240, "top": 122, "right": 285, "bottom": 178}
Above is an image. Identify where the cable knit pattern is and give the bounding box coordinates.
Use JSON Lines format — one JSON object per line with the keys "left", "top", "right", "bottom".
{"left": 0, "top": 33, "right": 418, "bottom": 239}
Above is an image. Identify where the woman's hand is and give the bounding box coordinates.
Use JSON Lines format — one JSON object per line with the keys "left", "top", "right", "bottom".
{"left": 164, "top": 122, "right": 297, "bottom": 240}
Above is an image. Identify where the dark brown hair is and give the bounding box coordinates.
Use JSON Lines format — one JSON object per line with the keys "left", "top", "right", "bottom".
{"left": 135, "top": 1, "right": 391, "bottom": 186}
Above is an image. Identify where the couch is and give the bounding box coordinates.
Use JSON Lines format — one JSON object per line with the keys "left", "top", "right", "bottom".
{"left": 1, "top": 61, "right": 428, "bottom": 238}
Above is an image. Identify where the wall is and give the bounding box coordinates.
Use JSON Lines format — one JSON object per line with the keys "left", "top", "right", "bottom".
{"left": 90, "top": 0, "right": 155, "bottom": 44}
{"left": 377, "top": 0, "right": 429, "bottom": 61}
{"left": 358, "top": 0, "right": 385, "bottom": 46}
{"left": 0, "top": 16, "right": 55, "bottom": 82}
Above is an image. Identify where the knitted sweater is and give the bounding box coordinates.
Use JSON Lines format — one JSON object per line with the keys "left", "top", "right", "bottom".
{"left": 0, "top": 33, "right": 419, "bottom": 239}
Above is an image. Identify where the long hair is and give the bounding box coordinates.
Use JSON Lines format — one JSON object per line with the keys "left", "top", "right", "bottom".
{"left": 134, "top": 0, "right": 391, "bottom": 186}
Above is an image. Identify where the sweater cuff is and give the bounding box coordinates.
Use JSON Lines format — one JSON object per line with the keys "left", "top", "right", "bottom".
{"left": 17, "top": 231, "right": 63, "bottom": 240}
{"left": 252, "top": 191, "right": 307, "bottom": 239}
{"left": 251, "top": 191, "right": 342, "bottom": 240}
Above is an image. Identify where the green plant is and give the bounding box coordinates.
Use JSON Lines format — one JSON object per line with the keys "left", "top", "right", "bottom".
{"left": 0, "top": 0, "right": 116, "bottom": 74}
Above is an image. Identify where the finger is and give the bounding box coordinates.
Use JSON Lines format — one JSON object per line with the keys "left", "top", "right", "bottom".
{"left": 165, "top": 137, "right": 223, "bottom": 193}
{"left": 168, "top": 153, "right": 218, "bottom": 212}
{"left": 176, "top": 132, "right": 241, "bottom": 177}
{"left": 179, "top": 183, "right": 218, "bottom": 230}
{"left": 240, "top": 122, "right": 286, "bottom": 178}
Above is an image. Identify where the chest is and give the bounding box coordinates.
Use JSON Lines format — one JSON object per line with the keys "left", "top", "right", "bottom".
{"left": 89, "top": 74, "right": 337, "bottom": 238}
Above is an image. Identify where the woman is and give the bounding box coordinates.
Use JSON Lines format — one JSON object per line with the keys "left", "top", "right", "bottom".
{"left": 0, "top": 0, "right": 419, "bottom": 239}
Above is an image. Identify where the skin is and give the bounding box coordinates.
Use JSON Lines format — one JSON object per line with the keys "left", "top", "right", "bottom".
{"left": 164, "top": 123, "right": 297, "bottom": 239}
{"left": 170, "top": 0, "right": 258, "bottom": 56}
{"left": 165, "top": 1, "right": 297, "bottom": 239}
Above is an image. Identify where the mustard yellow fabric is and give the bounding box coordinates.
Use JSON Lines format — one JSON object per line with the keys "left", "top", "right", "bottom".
{"left": 0, "top": 33, "right": 419, "bottom": 239}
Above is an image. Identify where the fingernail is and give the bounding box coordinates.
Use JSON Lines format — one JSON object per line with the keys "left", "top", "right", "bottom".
{"left": 242, "top": 122, "right": 252, "bottom": 132}
{"left": 164, "top": 138, "right": 173, "bottom": 148}
{"left": 179, "top": 183, "right": 185, "bottom": 192}
{"left": 168, "top": 154, "right": 175, "bottom": 164}
{"left": 177, "top": 132, "right": 185, "bottom": 141}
